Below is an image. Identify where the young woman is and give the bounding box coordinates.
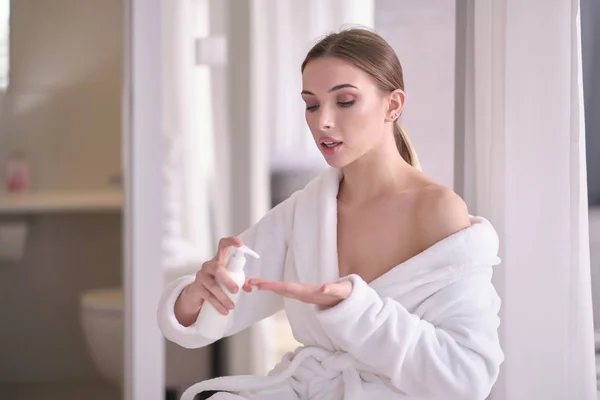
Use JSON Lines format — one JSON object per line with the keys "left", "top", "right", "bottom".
{"left": 158, "top": 28, "right": 504, "bottom": 400}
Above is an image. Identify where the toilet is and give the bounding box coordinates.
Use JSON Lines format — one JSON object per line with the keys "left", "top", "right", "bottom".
{"left": 80, "top": 288, "right": 124, "bottom": 387}
{"left": 79, "top": 266, "right": 212, "bottom": 388}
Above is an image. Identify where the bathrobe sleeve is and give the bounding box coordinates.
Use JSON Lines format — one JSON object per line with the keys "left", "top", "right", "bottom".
{"left": 157, "top": 191, "right": 301, "bottom": 349}
{"left": 314, "top": 269, "right": 504, "bottom": 400}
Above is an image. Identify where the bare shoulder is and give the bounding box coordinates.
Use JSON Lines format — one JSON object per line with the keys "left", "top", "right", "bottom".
{"left": 412, "top": 184, "right": 471, "bottom": 247}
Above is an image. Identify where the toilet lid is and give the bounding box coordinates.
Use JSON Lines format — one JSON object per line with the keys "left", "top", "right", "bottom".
{"left": 81, "top": 288, "right": 123, "bottom": 312}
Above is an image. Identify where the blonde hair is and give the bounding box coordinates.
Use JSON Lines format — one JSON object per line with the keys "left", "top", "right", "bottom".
{"left": 301, "top": 28, "right": 421, "bottom": 170}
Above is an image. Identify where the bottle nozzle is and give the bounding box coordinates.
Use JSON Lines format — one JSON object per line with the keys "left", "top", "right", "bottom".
{"left": 226, "top": 245, "right": 259, "bottom": 273}
{"left": 232, "top": 245, "right": 260, "bottom": 260}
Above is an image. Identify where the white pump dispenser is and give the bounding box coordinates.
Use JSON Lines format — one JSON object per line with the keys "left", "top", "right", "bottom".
{"left": 194, "top": 245, "right": 260, "bottom": 338}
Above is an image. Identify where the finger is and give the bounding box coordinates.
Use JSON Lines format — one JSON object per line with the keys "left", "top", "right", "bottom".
{"left": 247, "top": 278, "right": 270, "bottom": 287}
{"left": 258, "top": 285, "right": 295, "bottom": 299}
{"left": 199, "top": 260, "right": 222, "bottom": 276}
{"left": 321, "top": 281, "right": 352, "bottom": 299}
{"left": 202, "top": 277, "right": 236, "bottom": 311}
{"left": 242, "top": 278, "right": 253, "bottom": 292}
{"left": 320, "top": 283, "right": 341, "bottom": 294}
{"left": 255, "top": 281, "right": 285, "bottom": 296}
{"left": 214, "top": 266, "right": 240, "bottom": 294}
{"left": 254, "top": 280, "right": 287, "bottom": 291}
{"left": 196, "top": 283, "right": 229, "bottom": 315}
{"left": 258, "top": 281, "right": 314, "bottom": 299}
{"left": 215, "top": 237, "right": 244, "bottom": 263}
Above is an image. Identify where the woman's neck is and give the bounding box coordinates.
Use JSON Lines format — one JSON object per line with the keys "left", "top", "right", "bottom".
{"left": 338, "top": 138, "right": 415, "bottom": 206}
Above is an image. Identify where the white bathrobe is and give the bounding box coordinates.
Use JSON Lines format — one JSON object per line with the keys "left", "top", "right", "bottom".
{"left": 157, "top": 167, "right": 504, "bottom": 400}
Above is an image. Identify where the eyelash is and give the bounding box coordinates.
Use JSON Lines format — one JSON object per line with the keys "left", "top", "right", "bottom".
{"left": 306, "top": 100, "right": 355, "bottom": 112}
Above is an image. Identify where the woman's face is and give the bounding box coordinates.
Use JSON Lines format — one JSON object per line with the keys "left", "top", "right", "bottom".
{"left": 301, "top": 57, "right": 399, "bottom": 168}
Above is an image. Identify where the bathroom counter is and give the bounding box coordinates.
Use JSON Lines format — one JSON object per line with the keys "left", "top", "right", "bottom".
{"left": 0, "top": 190, "right": 123, "bottom": 214}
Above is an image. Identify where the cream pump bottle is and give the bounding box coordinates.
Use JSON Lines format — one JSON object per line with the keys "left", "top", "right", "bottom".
{"left": 195, "top": 245, "right": 260, "bottom": 339}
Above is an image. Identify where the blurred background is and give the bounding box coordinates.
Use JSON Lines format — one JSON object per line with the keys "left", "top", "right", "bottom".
{"left": 0, "top": 0, "right": 598, "bottom": 399}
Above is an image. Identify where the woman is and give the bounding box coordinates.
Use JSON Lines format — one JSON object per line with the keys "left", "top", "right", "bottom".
{"left": 158, "top": 28, "right": 504, "bottom": 400}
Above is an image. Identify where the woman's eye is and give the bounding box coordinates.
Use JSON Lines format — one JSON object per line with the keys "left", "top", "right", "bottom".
{"left": 306, "top": 105, "right": 319, "bottom": 112}
{"left": 338, "top": 100, "right": 355, "bottom": 108}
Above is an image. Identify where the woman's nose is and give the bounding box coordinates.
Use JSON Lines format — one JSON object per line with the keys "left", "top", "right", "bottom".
{"left": 317, "top": 108, "right": 334, "bottom": 130}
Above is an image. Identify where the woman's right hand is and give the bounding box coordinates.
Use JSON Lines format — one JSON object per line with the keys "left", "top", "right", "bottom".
{"left": 175, "top": 237, "right": 253, "bottom": 326}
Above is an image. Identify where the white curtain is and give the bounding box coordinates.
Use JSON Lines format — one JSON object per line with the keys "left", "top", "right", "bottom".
{"left": 162, "top": 0, "right": 215, "bottom": 276}
{"left": 457, "top": 0, "right": 596, "bottom": 398}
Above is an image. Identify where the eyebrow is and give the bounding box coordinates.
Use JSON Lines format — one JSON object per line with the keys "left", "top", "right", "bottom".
{"left": 301, "top": 83, "right": 358, "bottom": 96}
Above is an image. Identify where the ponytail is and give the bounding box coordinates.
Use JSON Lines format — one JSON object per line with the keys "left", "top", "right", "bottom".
{"left": 393, "top": 123, "right": 421, "bottom": 171}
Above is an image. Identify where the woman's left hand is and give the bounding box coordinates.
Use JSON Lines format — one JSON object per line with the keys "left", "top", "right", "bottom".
{"left": 247, "top": 278, "right": 353, "bottom": 308}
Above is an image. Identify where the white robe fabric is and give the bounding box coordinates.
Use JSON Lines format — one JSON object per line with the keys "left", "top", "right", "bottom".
{"left": 157, "top": 167, "right": 505, "bottom": 400}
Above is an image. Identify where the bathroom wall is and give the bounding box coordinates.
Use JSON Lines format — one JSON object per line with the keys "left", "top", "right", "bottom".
{"left": 0, "top": 0, "right": 124, "bottom": 383}
{"left": 0, "top": 0, "right": 123, "bottom": 191}
{"left": 375, "top": 0, "right": 456, "bottom": 189}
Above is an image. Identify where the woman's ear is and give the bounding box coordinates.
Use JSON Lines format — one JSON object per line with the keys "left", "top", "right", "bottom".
{"left": 386, "top": 89, "right": 406, "bottom": 122}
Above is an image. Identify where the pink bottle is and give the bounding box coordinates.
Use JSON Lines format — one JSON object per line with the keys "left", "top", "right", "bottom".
{"left": 5, "top": 152, "right": 30, "bottom": 193}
